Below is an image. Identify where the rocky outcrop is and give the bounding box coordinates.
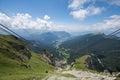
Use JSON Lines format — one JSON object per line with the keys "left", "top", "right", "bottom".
{"left": 85, "top": 55, "right": 94, "bottom": 69}
{"left": 103, "top": 69, "right": 111, "bottom": 76}
{"left": 41, "top": 49, "right": 55, "bottom": 66}
{"left": 20, "top": 63, "right": 31, "bottom": 68}
{"left": 8, "top": 41, "right": 31, "bottom": 61}
{"left": 116, "top": 72, "right": 120, "bottom": 77}
{"left": 21, "top": 48, "right": 31, "bottom": 59}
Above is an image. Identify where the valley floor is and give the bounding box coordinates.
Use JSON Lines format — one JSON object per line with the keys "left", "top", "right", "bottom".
{"left": 43, "top": 70, "right": 116, "bottom": 80}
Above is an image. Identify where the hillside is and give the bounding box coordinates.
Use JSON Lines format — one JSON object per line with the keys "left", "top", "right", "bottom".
{"left": 60, "top": 33, "right": 120, "bottom": 72}
{"left": 0, "top": 34, "right": 54, "bottom": 80}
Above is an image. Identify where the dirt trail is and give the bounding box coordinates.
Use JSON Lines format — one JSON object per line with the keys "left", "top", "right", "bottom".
{"left": 43, "top": 70, "right": 116, "bottom": 80}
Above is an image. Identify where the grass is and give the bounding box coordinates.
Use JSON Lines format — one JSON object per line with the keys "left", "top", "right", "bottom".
{"left": 116, "top": 78, "right": 120, "bottom": 80}
{"left": 72, "top": 55, "right": 98, "bottom": 73}
{"left": 73, "top": 55, "right": 89, "bottom": 71}
{"left": 0, "top": 52, "right": 54, "bottom": 80}
{"left": 0, "top": 34, "right": 54, "bottom": 80}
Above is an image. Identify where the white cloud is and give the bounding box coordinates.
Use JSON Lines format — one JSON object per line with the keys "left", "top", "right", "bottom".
{"left": 92, "top": 15, "right": 120, "bottom": 31}
{"left": 104, "top": 0, "right": 120, "bottom": 6}
{"left": 70, "top": 6, "right": 104, "bottom": 20}
{"left": 81, "top": 15, "right": 120, "bottom": 32}
{"left": 70, "top": 9, "right": 88, "bottom": 20}
{"left": 44, "top": 15, "right": 50, "bottom": 20}
{"left": 0, "top": 13, "right": 75, "bottom": 33}
{"left": 0, "top": 13, "right": 11, "bottom": 26}
{"left": 59, "top": 15, "right": 120, "bottom": 33}
{"left": 87, "top": 6, "right": 103, "bottom": 15}
{"left": 0, "top": 13, "right": 53, "bottom": 31}
{"left": 0, "top": 13, "right": 120, "bottom": 34}
{"left": 68, "top": 0, "right": 104, "bottom": 20}
{"left": 68, "top": 0, "right": 91, "bottom": 9}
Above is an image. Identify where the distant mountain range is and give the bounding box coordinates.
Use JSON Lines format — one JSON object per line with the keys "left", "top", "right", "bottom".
{"left": 27, "top": 31, "right": 71, "bottom": 53}
{"left": 26, "top": 31, "right": 71, "bottom": 44}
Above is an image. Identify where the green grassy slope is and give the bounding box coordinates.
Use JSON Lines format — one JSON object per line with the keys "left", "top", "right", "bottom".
{"left": 0, "top": 34, "right": 54, "bottom": 80}
{"left": 72, "top": 55, "right": 89, "bottom": 71}
{"left": 72, "top": 55, "right": 104, "bottom": 73}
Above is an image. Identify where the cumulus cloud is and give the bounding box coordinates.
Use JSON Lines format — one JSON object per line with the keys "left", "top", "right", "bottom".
{"left": 49, "top": 15, "right": 120, "bottom": 33}
{"left": 44, "top": 15, "right": 50, "bottom": 20}
{"left": 68, "top": 0, "right": 104, "bottom": 20}
{"left": 0, "top": 13, "right": 71, "bottom": 33}
{"left": 104, "top": 0, "right": 120, "bottom": 6}
{"left": 92, "top": 15, "right": 120, "bottom": 31}
{"left": 70, "top": 6, "right": 104, "bottom": 20}
{"left": 55, "top": 15, "right": 120, "bottom": 33}
{"left": 68, "top": 0, "right": 91, "bottom": 9}
{"left": 73, "top": 15, "right": 120, "bottom": 32}
{"left": 0, "top": 13, "right": 120, "bottom": 34}
{"left": 0, "top": 13, "right": 53, "bottom": 31}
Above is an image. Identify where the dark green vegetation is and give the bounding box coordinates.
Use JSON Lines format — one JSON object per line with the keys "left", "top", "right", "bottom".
{"left": 0, "top": 34, "right": 54, "bottom": 80}
{"left": 60, "top": 33, "right": 120, "bottom": 72}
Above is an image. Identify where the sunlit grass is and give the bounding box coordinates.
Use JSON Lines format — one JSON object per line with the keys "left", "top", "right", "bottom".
{"left": 73, "top": 55, "right": 89, "bottom": 71}
{"left": 0, "top": 52, "right": 54, "bottom": 80}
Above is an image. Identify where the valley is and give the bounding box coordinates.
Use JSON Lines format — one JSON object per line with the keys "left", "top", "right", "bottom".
{"left": 0, "top": 31, "right": 120, "bottom": 80}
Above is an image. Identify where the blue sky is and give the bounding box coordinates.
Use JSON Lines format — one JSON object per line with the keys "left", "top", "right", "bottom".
{"left": 0, "top": 0, "right": 70, "bottom": 22}
{"left": 0, "top": 0, "right": 120, "bottom": 34}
